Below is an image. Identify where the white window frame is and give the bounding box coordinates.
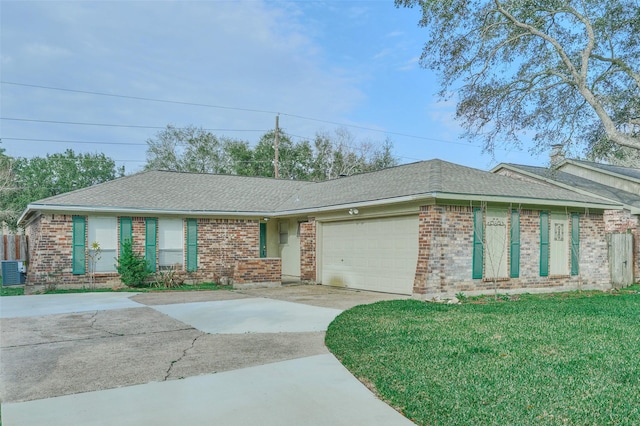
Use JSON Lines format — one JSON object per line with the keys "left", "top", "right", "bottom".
{"left": 87, "top": 216, "right": 117, "bottom": 273}
{"left": 158, "top": 218, "right": 184, "bottom": 269}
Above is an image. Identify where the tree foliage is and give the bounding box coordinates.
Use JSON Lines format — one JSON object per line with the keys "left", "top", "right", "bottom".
{"left": 144, "top": 125, "right": 399, "bottom": 180}
{"left": 0, "top": 149, "right": 122, "bottom": 229}
{"left": 396, "top": 0, "right": 640, "bottom": 161}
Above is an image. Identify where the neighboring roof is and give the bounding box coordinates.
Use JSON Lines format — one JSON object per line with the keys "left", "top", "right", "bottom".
{"left": 19, "top": 159, "right": 620, "bottom": 225}
{"left": 565, "top": 159, "right": 640, "bottom": 182}
{"left": 494, "top": 163, "right": 640, "bottom": 213}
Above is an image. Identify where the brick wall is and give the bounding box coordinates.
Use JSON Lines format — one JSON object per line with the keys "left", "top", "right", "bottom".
{"left": 24, "top": 215, "right": 262, "bottom": 292}
{"left": 299, "top": 217, "right": 316, "bottom": 281}
{"left": 25, "top": 214, "right": 75, "bottom": 289}
{"left": 233, "top": 258, "right": 281, "bottom": 285}
{"left": 413, "top": 205, "right": 612, "bottom": 297}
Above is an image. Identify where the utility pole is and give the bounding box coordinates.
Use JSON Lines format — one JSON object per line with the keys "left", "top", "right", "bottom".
{"left": 274, "top": 114, "right": 280, "bottom": 179}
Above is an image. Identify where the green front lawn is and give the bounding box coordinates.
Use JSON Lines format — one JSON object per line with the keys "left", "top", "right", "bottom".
{"left": 326, "top": 287, "right": 640, "bottom": 425}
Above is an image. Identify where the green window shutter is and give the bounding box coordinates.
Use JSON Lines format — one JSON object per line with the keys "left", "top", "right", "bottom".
{"left": 472, "top": 208, "right": 484, "bottom": 279}
{"left": 72, "top": 216, "right": 86, "bottom": 275}
{"left": 540, "top": 212, "right": 549, "bottom": 277}
{"left": 145, "top": 218, "right": 157, "bottom": 272}
{"left": 510, "top": 210, "right": 520, "bottom": 278}
{"left": 120, "top": 217, "right": 132, "bottom": 257}
{"left": 571, "top": 213, "right": 580, "bottom": 276}
{"left": 186, "top": 219, "right": 198, "bottom": 272}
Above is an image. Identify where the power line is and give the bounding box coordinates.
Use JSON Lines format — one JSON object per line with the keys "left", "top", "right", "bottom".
{"left": 1, "top": 81, "right": 276, "bottom": 115}
{"left": 1, "top": 81, "right": 470, "bottom": 146}
{"left": 0, "top": 117, "right": 268, "bottom": 133}
{"left": 3, "top": 137, "right": 147, "bottom": 146}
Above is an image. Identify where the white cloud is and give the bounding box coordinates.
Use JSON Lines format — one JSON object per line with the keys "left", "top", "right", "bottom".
{"left": 397, "top": 56, "right": 420, "bottom": 71}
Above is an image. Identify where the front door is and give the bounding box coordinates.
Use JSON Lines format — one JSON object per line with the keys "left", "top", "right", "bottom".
{"left": 259, "top": 223, "right": 267, "bottom": 258}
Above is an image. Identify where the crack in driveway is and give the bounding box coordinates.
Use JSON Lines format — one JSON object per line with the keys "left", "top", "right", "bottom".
{"left": 164, "top": 332, "right": 206, "bottom": 381}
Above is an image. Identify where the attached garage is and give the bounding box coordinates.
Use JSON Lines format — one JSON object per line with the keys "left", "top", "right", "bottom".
{"left": 319, "top": 215, "right": 419, "bottom": 295}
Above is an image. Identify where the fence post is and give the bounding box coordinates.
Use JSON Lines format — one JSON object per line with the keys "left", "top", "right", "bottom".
{"left": 19, "top": 235, "right": 28, "bottom": 262}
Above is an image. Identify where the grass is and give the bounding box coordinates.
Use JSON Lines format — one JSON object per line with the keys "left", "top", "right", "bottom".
{"left": 0, "top": 282, "right": 231, "bottom": 296}
{"left": 0, "top": 286, "right": 24, "bottom": 296}
{"left": 326, "top": 286, "right": 640, "bottom": 426}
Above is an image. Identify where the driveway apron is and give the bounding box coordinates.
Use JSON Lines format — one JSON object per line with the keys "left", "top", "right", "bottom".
{"left": 1, "top": 289, "right": 415, "bottom": 426}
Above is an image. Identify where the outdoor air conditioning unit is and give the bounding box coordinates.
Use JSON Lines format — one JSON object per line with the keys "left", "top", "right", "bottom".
{"left": 1, "top": 261, "right": 26, "bottom": 286}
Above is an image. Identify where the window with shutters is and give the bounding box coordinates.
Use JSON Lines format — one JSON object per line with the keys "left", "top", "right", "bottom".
{"left": 158, "top": 218, "right": 184, "bottom": 269}
{"left": 473, "top": 208, "right": 513, "bottom": 280}
{"left": 88, "top": 216, "right": 117, "bottom": 273}
{"left": 540, "top": 212, "right": 574, "bottom": 277}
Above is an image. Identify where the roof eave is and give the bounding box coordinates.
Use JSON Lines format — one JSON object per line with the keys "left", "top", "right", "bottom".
{"left": 18, "top": 204, "right": 277, "bottom": 222}
{"left": 432, "top": 192, "right": 622, "bottom": 210}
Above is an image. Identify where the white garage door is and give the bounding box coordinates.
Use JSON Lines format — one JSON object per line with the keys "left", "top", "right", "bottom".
{"left": 320, "top": 215, "right": 419, "bottom": 295}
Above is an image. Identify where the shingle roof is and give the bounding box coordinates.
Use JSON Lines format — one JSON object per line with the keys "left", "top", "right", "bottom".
{"left": 500, "top": 163, "right": 640, "bottom": 210}
{"left": 278, "top": 160, "right": 608, "bottom": 211}
{"left": 30, "top": 170, "right": 313, "bottom": 213}
{"left": 21, "top": 159, "right": 618, "bottom": 223}
{"left": 568, "top": 159, "right": 640, "bottom": 181}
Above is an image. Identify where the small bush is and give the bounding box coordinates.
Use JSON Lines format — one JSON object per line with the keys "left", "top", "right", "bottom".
{"left": 153, "top": 265, "right": 185, "bottom": 289}
{"left": 115, "top": 239, "right": 152, "bottom": 288}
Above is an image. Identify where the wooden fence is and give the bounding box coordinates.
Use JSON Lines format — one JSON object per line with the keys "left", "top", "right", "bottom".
{"left": 1, "top": 234, "right": 28, "bottom": 262}
{"left": 607, "top": 233, "right": 634, "bottom": 288}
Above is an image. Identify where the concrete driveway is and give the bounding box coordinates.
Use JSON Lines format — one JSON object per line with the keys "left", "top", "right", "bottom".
{"left": 0, "top": 285, "right": 414, "bottom": 425}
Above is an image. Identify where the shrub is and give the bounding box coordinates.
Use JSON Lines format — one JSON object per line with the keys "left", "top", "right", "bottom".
{"left": 115, "top": 239, "right": 152, "bottom": 288}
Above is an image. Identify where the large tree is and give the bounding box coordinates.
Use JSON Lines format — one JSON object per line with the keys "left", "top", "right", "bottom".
{"left": 145, "top": 125, "right": 229, "bottom": 173}
{"left": 0, "top": 149, "right": 121, "bottom": 229}
{"left": 396, "top": 0, "right": 640, "bottom": 161}
{"left": 145, "top": 125, "right": 400, "bottom": 179}
{"left": 310, "top": 129, "right": 398, "bottom": 180}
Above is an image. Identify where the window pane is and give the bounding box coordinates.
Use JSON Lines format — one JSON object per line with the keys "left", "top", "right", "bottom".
{"left": 159, "top": 249, "right": 183, "bottom": 267}
{"left": 159, "top": 219, "right": 183, "bottom": 267}
{"left": 88, "top": 217, "right": 117, "bottom": 272}
{"left": 485, "top": 209, "right": 508, "bottom": 279}
{"left": 88, "top": 217, "right": 117, "bottom": 250}
{"left": 159, "top": 219, "right": 183, "bottom": 249}
{"left": 91, "top": 249, "right": 117, "bottom": 273}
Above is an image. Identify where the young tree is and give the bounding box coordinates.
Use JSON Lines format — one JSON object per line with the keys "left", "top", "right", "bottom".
{"left": 396, "top": 0, "right": 640, "bottom": 159}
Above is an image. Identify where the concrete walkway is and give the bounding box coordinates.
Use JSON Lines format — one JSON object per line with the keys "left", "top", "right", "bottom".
{"left": 1, "top": 289, "right": 415, "bottom": 425}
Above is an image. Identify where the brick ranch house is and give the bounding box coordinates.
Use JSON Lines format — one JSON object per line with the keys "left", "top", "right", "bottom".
{"left": 492, "top": 149, "right": 639, "bottom": 285}
{"left": 18, "top": 159, "right": 621, "bottom": 298}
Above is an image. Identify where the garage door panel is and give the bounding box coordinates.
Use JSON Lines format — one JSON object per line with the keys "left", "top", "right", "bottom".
{"left": 321, "top": 216, "right": 418, "bottom": 295}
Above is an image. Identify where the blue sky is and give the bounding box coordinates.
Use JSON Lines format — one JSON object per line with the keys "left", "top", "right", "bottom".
{"left": 1, "top": 0, "right": 551, "bottom": 174}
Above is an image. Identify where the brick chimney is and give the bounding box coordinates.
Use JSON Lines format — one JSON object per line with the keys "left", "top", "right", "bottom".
{"left": 549, "top": 144, "right": 565, "bottom": 168}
